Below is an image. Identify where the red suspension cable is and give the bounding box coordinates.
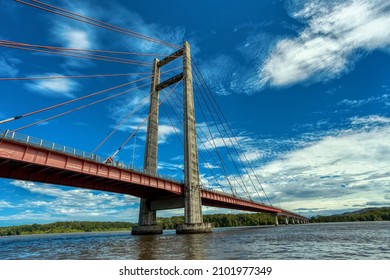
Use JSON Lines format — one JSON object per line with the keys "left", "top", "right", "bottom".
{"left": 16, "top": 0, "right": 180, "bottom": 49}
{"left": 12, "top": 82, "right": 152, "bottom": 132}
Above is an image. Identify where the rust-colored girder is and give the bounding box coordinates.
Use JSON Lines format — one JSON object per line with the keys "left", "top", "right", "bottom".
{"left": 0, "top": 137, "right": 308, "bottom": 221}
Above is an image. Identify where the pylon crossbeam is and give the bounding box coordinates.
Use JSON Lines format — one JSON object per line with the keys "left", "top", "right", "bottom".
{"left": 155, "top": 73, "right": 183, "bottom": 91}
{"left": 157, "top": 48, "right": 184, "bottom": 67}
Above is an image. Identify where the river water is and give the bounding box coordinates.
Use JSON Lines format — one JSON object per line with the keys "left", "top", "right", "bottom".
{"left": 0, "top": 222, "right": 389, "bottom": 260}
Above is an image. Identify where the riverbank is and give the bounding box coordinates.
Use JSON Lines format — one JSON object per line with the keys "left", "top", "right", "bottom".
{"left": 2, "top": 207, "right": 389, "bottom": 236}
{"left": 0, "top": 221, "right": 133, "bottom": 236}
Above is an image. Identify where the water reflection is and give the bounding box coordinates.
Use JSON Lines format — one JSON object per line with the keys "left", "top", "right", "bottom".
{"left": 134, "top": 231, "right": 209, "bottom": 259}
{"left": 135, "top": 234, "right": 159, "bottom": 259}
{"left": 1, "top": 222, "right": 389, "bottom": 260}
{"left": 181, "top": 234, "right": 208, "bottom": 259}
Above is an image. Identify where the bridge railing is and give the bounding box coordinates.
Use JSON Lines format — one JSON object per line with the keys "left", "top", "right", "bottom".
{"left": 1, "top": 129, "right": 102, "bottom": 161}
{"left": 202, "top": 186, "right": 271, "bottom": 205}
{"left": 0, "top": 129, "right": 183, "bottom": 184}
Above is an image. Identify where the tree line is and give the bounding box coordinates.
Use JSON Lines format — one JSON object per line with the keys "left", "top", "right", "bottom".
{"left": 2, "top": 208, "right": 388, "bottom": 236}
{"left": 0, "top": 213, "right": 275, "bottom": 236}
{"left": 309, "top": 207, "right": 390, "bottom": 223}
{"left": 157, "top": 213, "right": 275, "bottom": 229}
{"left": 0, "top": 221, "right": 134, "bottom": 236}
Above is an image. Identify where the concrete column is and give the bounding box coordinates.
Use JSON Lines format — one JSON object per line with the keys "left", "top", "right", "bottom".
{"left": 132, "top": 59, "right": 163, "bottom": 235}
{"left": 176, "top": 41, "right": 211, "bottom": 234}
{"left": 143, "top": 58, "right": 160, "bottom": 174}
{"left": 284, "top": 216, "right": 289, "bottom": 225}
{"left": 274, "top": 214, "right": 279, "bottom": 226}
{"left": 292, "top": 218, "right": 295, "bottom": 224}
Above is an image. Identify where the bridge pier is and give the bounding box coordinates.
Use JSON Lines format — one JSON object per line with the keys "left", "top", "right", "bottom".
{"left": 284, "top": 216, "right": 289, "bottom": 225}
{"left": 131, "top": 199, "right": 163, "bottom": 235}
{"left": 131, "top": 224, "right": 163, "bottom": 235}
{"left": 274, "top": 214, "right": 279, "bottom": 226}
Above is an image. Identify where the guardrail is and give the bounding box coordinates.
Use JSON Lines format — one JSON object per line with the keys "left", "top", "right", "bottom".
{"left": 0, "top": 129, "right": 183, "bottom": 184}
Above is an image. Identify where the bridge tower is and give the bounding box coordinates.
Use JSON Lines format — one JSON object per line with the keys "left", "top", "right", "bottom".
{"left": 131, "top": 41, "right": 211, "bottom": 235}
{"left": 176, "top": 42, "right": 212, "bottom": 234}
{"left": 131, "top": 58, "right": 163, "bottom": 235}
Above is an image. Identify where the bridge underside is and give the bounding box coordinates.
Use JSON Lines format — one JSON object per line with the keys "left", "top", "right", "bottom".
{"left": 0, "top": 138, "right": 308, "bottom": 222}
{"left": 0, "top": 157, "right": 180, "bottom": 201}
{"left": 0, "top": 138, "right": 183, "bottom": 201}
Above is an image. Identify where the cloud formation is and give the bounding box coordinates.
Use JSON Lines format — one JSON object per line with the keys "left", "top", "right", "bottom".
{"left": 0, "top": 57, "right": 20, "bottom": 77}
{"left": 0, "top": 181, "right": 139, "bottom": 223}
{"left": 260, "top": 0, "right": 390, "bottom": 87}
{"left": 25, "top": 73, "right": 79, "bottom": 98}
{"left": 255, "top": 115, "right": 390, "bottom": 213}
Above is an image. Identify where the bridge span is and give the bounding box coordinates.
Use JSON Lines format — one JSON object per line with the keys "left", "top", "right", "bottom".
{"left": 0, "top": 41, "right": 309, "bottom": 234}
{"left": 0, "top": 130, "right": 308, "bottom": 228}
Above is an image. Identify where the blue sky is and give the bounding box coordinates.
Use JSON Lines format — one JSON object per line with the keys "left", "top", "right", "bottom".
{"left": 0, "top": 0, "right": 390, "bottom": 226}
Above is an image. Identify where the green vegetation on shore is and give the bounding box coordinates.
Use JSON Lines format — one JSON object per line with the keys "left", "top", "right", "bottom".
{"left": 157, "top": 213, "right": 275, "bottom": 229}
{"left": 310, "top": 207, "right": 390, "bottom": 223}
{"left": 0, "top": 213, "right": 274, "bottom": 236}
{"left": 2, "top": 208, "right": 389, "bottom": 236}
{"left": 0, "top": 221, "right": 135, "bottom": 236}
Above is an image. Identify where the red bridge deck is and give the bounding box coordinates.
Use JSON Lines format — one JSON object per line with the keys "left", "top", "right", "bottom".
{"left": 0, "top": 130, "right": 308, "bottom": 221}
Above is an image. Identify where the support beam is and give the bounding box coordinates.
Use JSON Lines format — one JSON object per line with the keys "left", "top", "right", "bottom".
{"left": 176, "top": 41, "right": 211, "bottom": 234}
{"left": 132, "top": 58, "right": 163, "bottom": 235}
{"left": 284, "top": 216, "right": 289, "bottom": 225}
{"left": 274, "top": 214, "right": 279, "bottom": 226}
{"left": 155, "top": 73, "right": 183, "bottom": 91}
{"left": 157, "top": 48, "right": 184, "bottom": 67}
{"left": 150, "top": 196, "right": 184, "bottom": 210}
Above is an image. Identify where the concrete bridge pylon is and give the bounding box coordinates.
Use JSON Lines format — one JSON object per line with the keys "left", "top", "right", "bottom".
{"left": 132, "top": 42, "right": 211, "bottom": 234}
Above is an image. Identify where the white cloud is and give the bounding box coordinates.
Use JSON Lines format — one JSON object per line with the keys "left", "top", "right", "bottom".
{"left": 260, "top": 0, "right": 390, "bottom": 87}
{"left": 199, "top": 55, "right": 237, "bottom": 96}
{"left": 239, "top": 149, "right": 263, "bottom": 162}
{"left": 25, "top": 73, "right": 79, "bottom": 98}
{"left": 200, "top": 136, "right": 241, "bottom": 150}
{"left": 338, "top": 94, "right": 390, "bottom": 108}
{"left": 47, "top": 3, "right": 98, "bottom": 68}
{"left": 158, "top": 124, "right": 180, "bottom": 144}
{"left": 0, "top": 57, "right": 20, "bottom": 77}
{"left": 197, "top": 21, "right": 278, "bottom": 96}
{"left": 203, "top": 163, "right": 220, "bottom": 169}
{"left": 0, "top": 200, "right": 13, "bottom": 208}
{"left": 351, "top": 115, "right": 390, "bottom": 126}
{"left": 7, "top": 181, "right": 140, "bottom": 222}
{"left": 60, "top": 28, "right": 91, "bottom": 50}
{"left": 103, "top": 5, "right": 184, "bottom": 54}
{"left": 158, "top": 162, "right": 183, "bottom": 172}
{"left": 254, "top": 120, "right": 390, "bottom": 214}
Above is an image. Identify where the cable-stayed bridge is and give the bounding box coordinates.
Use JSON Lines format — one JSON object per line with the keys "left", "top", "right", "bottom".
{"left": 0, "top": 0, "right": 308, "bottom": 234}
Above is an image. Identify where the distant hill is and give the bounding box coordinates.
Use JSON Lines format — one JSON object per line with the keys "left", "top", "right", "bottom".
{"left": 341, "top": 207, "right": 390, "bottom": 215}
{"left": 310, "top": 207, "right": 390, "bottom": 223}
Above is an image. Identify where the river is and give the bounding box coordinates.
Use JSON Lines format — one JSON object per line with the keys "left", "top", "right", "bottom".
{"left": 0, "top": 221, "right": 389, "bottom": 259}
